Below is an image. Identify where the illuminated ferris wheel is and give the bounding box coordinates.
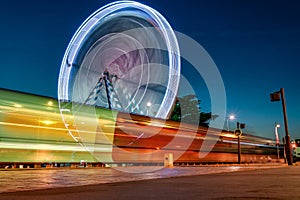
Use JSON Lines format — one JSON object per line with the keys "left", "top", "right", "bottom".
{"left": 58, "top": 1, "right": 180, "bottom": 119}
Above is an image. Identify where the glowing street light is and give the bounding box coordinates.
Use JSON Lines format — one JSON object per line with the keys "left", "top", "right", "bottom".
{"left": 226, "top": 115, "right": 235, "bottom": 131}
{"left": 146, "top": 102, "right": 152, "bottom": 115}
{"left": 275, "top": 123, "right": 280, "bottom": 144}
{"left": 147, "top": 102, "right": 152, "bottom": 107}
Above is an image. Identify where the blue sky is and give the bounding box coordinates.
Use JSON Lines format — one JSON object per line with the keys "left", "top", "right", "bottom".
{"left": 0, "top": 0, "right": 299, "bottom": 140}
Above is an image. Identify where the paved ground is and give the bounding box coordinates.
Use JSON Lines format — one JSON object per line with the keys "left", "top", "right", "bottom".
{"left": 0, "top": 165, "right": 299, "bottom": 199}
{"left": 0, "top": 164, "right": 281, "bottom": 193}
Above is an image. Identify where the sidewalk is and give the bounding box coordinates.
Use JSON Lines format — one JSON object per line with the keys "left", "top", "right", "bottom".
{"left": 0, "top": 165, "right": 299, "bottom": 199}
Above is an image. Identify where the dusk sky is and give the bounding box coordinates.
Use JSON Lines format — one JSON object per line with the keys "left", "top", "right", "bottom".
{"left": 0, "top": 0, "right": 299, "bottom": 140}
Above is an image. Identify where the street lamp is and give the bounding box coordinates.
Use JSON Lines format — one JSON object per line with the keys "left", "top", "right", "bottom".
{"left": 226, "top": 115, "right": 235, "bottom": 131}
{"left": 270, "top": 88, "right": 292, "bottom": 165}
{"left": 146, "top": 102, "right": 152, "bottom": 115}
{"left": 275, "top": 123, "right": 280, "bottom": 144}
{"left": 275, "top": 123, "right": 280, "bottom": 160}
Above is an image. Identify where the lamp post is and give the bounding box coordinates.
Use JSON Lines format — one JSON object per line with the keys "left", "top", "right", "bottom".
{"left": 270, "top": 88, "right": 292, "bottom": 165}
{"left": 275, "top": 123, "right": 280, "bottom": 160}
{"left": 146, "top": 102, "right": 152, "bottom": 116}
{"left": 235, "top": 122, "right": 245, "bottom": 164}
{"left": 226, "top": 115, "right": 235, "bottom": 131}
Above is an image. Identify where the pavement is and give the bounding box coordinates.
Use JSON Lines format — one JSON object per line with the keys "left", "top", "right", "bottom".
{"left": 0, "top": 165, "right": 299, "bottom": 200}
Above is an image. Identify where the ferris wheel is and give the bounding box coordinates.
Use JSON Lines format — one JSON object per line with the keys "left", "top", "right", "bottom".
{"left": 58, "top": 1, "right": 180, "bottom": 119}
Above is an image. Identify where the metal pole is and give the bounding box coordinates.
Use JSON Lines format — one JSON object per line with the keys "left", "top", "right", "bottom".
{"left": 226, "top": 119, "right": 229, "bottom": 131}
{"left": 237, "top": 122, "right": 241, "bottom": 164}
{"left": 275, "top": 123, "right": 280, "bottom": 160}
{"left": 238, "top": 135, "right": 241, "bottom": 164}
{"left": 277, "top": 144, "right": 280, "bottom": 160}
{"left": 283, "top": 137, "right": 287, "bottom": 163}
{"left": 280, "top": 88, "right": 292, "bottom": 165}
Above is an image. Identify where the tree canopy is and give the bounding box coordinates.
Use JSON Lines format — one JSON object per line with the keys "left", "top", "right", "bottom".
{"left": 170, "top": 94, "right": 217, "bottom": 127}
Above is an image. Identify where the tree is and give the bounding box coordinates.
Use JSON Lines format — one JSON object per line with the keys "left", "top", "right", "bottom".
{"left": 170, "top": 100, "right": 181, "bottom": 121}
{"left": 170, "top": 94, "right": 217, "bottom": 127}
